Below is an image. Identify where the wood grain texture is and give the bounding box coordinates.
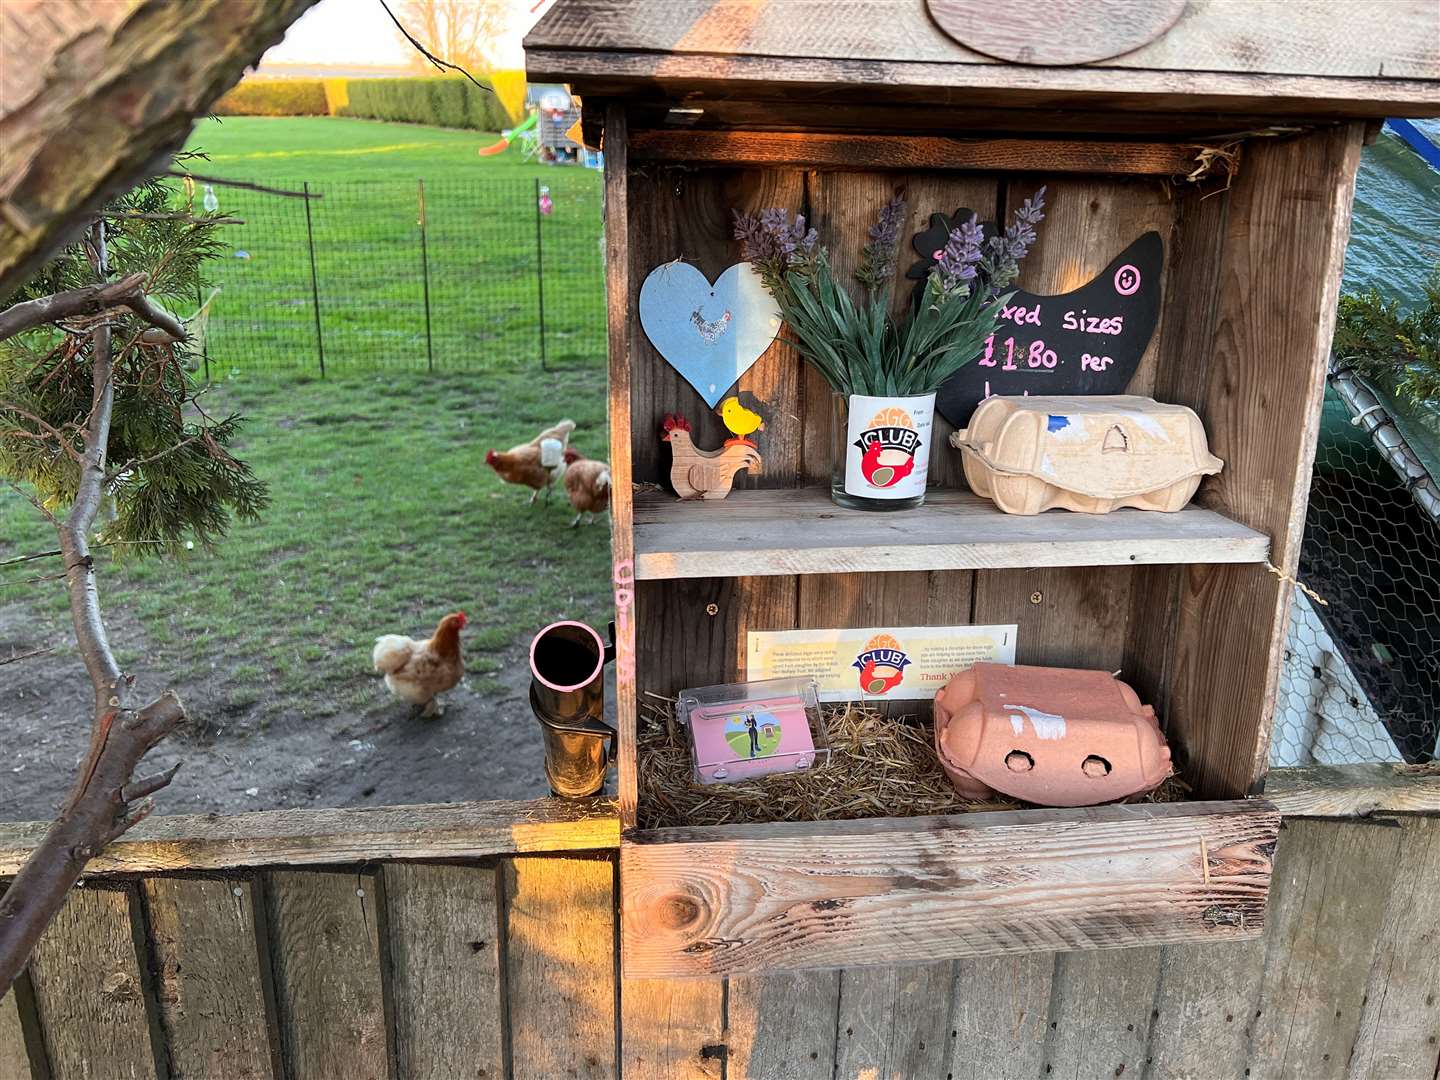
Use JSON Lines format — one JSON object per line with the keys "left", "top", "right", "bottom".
{"left": 143, "top": 876, "right": 279, "bottom": 1080}
{"left": 1264, "top": 763, "right": 1440, "bottom": 817}
{"left": 1165, "top": 124, "right": 1366, "bottom": 800}
{"left": 0, "top": 987, "right": 34, "bottom": 1080}
{"left": 929, "top": 0, "right": 1184, "bottom": 66}
{"left": 24, "top": 884, "right": 162, "bottom": 1079}
{"left": 633, "top": 487, "right": 1268, "bottom": 580}
{"left": 630, "top": 130, "right": 1202, "bottom": 175}
{"left": 1145, "top": 939, "right": 1268, "bottom": 1080}
{"left": 0, "top": 797, "right": 620, "bottom": 877}
{"left": 504, "top": 856, "right": 617, "bottom": 1080}
{"left": 1250, "top": 818, "right": 1403, "bottom": 1080}
{"left": 833, "top": 962, "right": 954, "bottom": 1080}
{"left": 1346, "top": 815, "right": 1440, "bottom": 1080}
{"left": 604, "top": 102, "right": 640, "bottom": 828}
{"left": 265, "top": 871, "right": 390, "bottom": 1080}
{"left": 0, "top": 0, "right": 321, "bottom": 296}
{"left": 531, "top": 47, "right": 1440, "bottom": 121}
{"left": 620, "top": 801, "right": 1278, "bottom": 978}
{"left": 381, "top": 863, "right": 504, "bottom": 1080}
{"left": 627, "top": 165, "right": 804, "bottom": 487}
{"left": 725, "top": 970, "right": 840, "bottom": 1080}
{"left": 527, "top": 0, "right": 1440, "bottom": 81}
{"left": 1042, "top": 947, "right": 1162, "bottom": 1080}
{"left": 619, "top": 977, "right": 723, "bottom": 1080}
{"left": 947, "top": 954, "right": 1054, "bottom": 1080}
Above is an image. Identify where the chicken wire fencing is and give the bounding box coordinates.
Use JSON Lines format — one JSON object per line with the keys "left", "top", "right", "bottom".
{"left": 1272, "top": 385, "right": 1440, "bottom": 767}
{"left": 190, "top": 175, "right": 605, "bottom": 376}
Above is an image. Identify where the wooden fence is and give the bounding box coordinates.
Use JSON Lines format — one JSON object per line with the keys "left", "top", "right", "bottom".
{"left": 1, "top": 785, "right": 1438, "bottom": 1079}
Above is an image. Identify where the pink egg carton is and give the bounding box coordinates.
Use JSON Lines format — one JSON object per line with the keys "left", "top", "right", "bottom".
{"left": 933, "top": 662, "right": 1172, "bottom": 807}
{"left": 677, "top": 677, "right": 829, "bottom": 784}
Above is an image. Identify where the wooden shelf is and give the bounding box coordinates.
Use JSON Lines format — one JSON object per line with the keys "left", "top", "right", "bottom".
{"left": 633, "top": 487, "right": 1270, "bottom": 580}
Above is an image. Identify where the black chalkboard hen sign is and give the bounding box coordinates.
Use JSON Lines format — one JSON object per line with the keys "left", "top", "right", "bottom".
{"left": 907, "top": 211, "right": 1164, "bottom": 429}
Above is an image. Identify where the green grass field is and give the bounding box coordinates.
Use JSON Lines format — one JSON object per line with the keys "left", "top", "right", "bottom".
{"left": 1, "top": 118, "right": 612, "bottom": 796}
{"left": 187, "top": 117, "right": 604, "bottom": 374}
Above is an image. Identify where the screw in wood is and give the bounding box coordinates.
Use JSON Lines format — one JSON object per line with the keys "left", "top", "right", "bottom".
{"left": 1030, "top": 591, "right": 1043, "bottom": 604}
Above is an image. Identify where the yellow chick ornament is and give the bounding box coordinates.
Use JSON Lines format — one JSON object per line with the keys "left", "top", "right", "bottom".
{"left": 718, "top": 392, "right": 766, "bottom": 447}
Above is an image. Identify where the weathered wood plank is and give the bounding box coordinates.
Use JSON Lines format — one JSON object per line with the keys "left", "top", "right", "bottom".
{"left": 265, "top": 870, "right": 389, "bottom": 1080}
{"left": 947, "top": 954, "right": 1054, "bottom": 1080}
{"left": 619, "top": 977, "right": 723, "bottom": 1080}
{"left": 1043, "top": 948, "right": 1162, "bottom": 1080}
{"left": 625, "top": 164, "right": 805, "bottom": 488}
{"left": 630, "top": 130, "right": 1202, "bottom": 176}
{"left": 1346, "top": 815, "right": 1440, "bottom": 1080}
{"left": 143, "top": 876, "right": 279, "bottom": 1080}
{"left": 1250, "top": 818, "right": 1404, "bottom": 1080}
{"left": 1145, "top": 939, "right": 1268, "bottom": 1080}
{"left": 532, "top": 46, "right": 1440, "bottom": 120}
{"left": 24, "top": 884, "right": 163, "bottom": 1079}
{"left": 0, "top": 797, "right": 619, "bottom": 877}
{"left": 632, "top": 487, "right": 1268, "bottom": 580}
{"left": 381, "top": 864, "right": 503, "bottom": 1079}
{"left": 504, "top": 856, "right": 616, "bottom": 1080}
{"left": 621, "top": 801, "right": 1278, "bottom": 978}
{"left": 604, "top": 101, "right": 640, "bottom": 828}
{"left": 833, "top": 963, "right": 954, "bottom": 1080}
{"left": 1164, "top": 124, "right": 1366, "bottom": 800}
{"left": 1264, "top": 763, "right": 1440, "bottom": 817}
{"left": 526, "top": 0, "right": 1440, "bottom": 83}
{"left": 726, "top": 970, "right": 840, "bottom": 1080}
{"left": 0, "top": 982, "right": 37, "bottom": 1080}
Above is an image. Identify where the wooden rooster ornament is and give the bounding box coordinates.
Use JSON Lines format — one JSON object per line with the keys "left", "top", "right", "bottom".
{"left": 660, "top": 413, "right": 762, "bottom": 500}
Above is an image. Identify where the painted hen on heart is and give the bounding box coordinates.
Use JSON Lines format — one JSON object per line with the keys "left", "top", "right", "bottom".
{"left": 639, "top": 260, "right": 781, "bottom": 408}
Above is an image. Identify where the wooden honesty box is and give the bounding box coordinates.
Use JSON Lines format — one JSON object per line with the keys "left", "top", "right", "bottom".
{"left": 526, "top": 0, "right": 1437, "bottom": 979}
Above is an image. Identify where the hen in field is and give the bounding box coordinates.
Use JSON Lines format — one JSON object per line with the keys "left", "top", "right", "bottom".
{"left": 484, "top": 419, "right": 575, "bottom": 504}
{"left": 372, "top": 611, "right": 467, "bottom": 717}
{"left": 561, "top": 449, "right": 611, "bottom": 527}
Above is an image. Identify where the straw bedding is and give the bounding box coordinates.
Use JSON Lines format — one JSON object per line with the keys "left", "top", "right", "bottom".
{"left": 637, "top": 696, "right": 1189, "bottom": 830}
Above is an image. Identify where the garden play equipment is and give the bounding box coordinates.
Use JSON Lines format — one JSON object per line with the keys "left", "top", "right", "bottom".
{"left": 478, "top": 109, "right": 539, "bottom": 157}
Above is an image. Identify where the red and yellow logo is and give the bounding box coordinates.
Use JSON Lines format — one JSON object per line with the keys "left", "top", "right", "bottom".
{"left": 852, "top": 633, "right": 911, "bottom": 695}
{"left": 853, "top": 407, "right": 922, "bottom": 488}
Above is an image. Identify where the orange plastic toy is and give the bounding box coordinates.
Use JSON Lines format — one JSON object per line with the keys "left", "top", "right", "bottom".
{"left": 933, "top": 662, "right": 1172, "bottom": 807}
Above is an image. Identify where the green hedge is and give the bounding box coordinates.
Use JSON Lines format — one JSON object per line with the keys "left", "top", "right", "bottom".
{"left": 214, "top": 79, "right": 329, "bottom": 117}
{"left": 340, "top": 76, "right": 510, "bottom": 131}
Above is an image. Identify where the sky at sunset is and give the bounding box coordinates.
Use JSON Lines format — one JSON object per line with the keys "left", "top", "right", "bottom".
{"left": 260, "top": 0, "right": 549, "bottom": 70}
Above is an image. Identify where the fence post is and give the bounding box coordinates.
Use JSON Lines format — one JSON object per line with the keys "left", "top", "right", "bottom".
{"left": 418, "top": 178, "right": 434, "bottom": 372}
{"left": 302, "top": 181, "right": 326, "bottom": 378}
{"left": 534, "top": 177, "right": 548, "bottom": 372}
{"left": 196, "top": 283, "right": 209, "bottom": 382}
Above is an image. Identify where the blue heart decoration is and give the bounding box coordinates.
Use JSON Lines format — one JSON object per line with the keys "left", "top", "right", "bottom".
{"left": 638, "top": 260, "right": 781, "bottom": 408}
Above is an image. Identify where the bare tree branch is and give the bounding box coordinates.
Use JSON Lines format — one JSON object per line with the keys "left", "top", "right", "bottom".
{"left": 120, "top": 762, "right": 182, "bottom": 803}
{"left": 5, "top": 481, "right": 58, "bottom": 525}
{"left": 378, "top": 0, "right": 498, "bottom": 95}
{"left": 0, "top": 271, "right": 185, "bottom": 343}
{"left": 0, "top": 647, "right": 54, "bottom": 667}
{"left": 164, "top": 170, "right": 318, "bottom": 200}
{"left": 105, "top": 211, "right": 244, "bottom": 225}
{"left": 104, "top": 430, "right": 205, "bottom": 483}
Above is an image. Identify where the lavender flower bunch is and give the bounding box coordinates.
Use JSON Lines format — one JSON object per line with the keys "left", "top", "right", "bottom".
{"left": 733, "top": 189, "right": 1047, "bottom": 397}
{"left": 927, "top": 186, "right": 1047, "bottom": 302}
{"left": 854, "top": 196, "right": 907, "bottom": 297}
{"left": 732, "top": 207, "right": 818, "bottom": 294}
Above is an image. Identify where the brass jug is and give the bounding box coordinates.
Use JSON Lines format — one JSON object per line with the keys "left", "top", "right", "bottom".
{"left": 528, "top": 621, "right": 616, "bottom": 798}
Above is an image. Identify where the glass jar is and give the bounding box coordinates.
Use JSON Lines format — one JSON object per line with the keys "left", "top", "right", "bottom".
{"left": 830, "top": 391, "right": 936, "bottom": 511}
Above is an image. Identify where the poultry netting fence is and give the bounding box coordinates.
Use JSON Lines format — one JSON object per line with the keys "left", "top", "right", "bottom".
{"left": 187, "top": 175, "right": 605, "bottom": 376}
{"left": 1272, "top": 387, "right": 1440, "bottom": 766}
